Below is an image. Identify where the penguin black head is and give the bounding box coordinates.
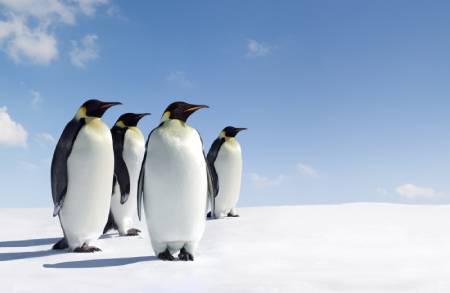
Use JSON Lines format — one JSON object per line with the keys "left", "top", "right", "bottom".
{"left": 161, "top": 101, "right": 209, "bottom": 122}
{"left": 77, "top": 99, "right": 122, "bottom": 119}
{"left": 221, "top": 126, "right": 247, "bottom": 138}
{"left": 115, "top": 113, "right": 150, "bottom": 127}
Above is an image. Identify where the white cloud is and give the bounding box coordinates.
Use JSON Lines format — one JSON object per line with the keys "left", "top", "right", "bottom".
{"left": 35, "top": 132, "right": 55, "bottom": 146}
{"left": 0, "top": 16, "right": 58, "bottom": 64}
{"left": 76, "top": 0, "right": 109, "bottom": 16}
{"left": 396, "top": 183, "right": 442, "bottom": 199}
{"left": 297, "top": 163, "right": 319, "bottom": 177}
{"left": 166, "top": 71, "right": 193, "bottom": 88}
{"left": 69, "top": 34, "right": 99, "bottom": 68}
{"left": 249, "top": 172, "right": 285, "bottom": 189}
{"left": 0, "top": 0, "right": 109, "bottom": 65}
{"left": 106, "top": 5, "right": 126, "bottom": 20}
{"left": 0, "top": 106, "right": 27, "bottom": 147}
{"left": 246, "top": 39, "right": 271, "bottom": 57}
{"left": 30, "top": 89, "right": 42, "bottom": 108}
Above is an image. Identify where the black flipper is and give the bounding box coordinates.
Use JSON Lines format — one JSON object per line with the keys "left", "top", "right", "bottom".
{"left": 194, "top": 131, "right": 220, "bottom": 218}
{"left": 111, "top": 125, "right": 130, "bottom": 204}
{"left": 103, "top": 211, "right": 118, "bottom": 234}
{"left": 206, "top": 137, "right": 223, "bottom": 198}
{"left": 137, "top": 126, "right": 159, "bottom": 220}
{"left": 51, "top": 118, "right": 85, "bottom": 217}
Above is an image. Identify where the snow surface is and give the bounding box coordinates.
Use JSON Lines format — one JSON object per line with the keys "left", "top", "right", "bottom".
{"left": 1, "top": 204, "right": 450, "bottom": 292}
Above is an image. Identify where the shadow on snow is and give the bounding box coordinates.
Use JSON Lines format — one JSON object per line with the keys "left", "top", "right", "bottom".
{"left": 0, "top": 237, "right": 60, "bottom": 248}
{"left": 43, "top": 256, "right": 157, "bottom": 268}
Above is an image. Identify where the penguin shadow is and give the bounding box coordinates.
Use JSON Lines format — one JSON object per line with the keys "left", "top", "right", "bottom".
{"left": 0, "top": 237, "right": 65, "bottom": 262}
{"left": 0, "top": 237, "right": 61, "bottom": 248}
{"left": 43, "top": 255, "right": 157, "bottom": 269}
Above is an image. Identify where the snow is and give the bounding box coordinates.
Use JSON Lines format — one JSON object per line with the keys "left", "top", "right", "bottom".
{"left": 1, "top": 204, "right": 450, "bottom": 292}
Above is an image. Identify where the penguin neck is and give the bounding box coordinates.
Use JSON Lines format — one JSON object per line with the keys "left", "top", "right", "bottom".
{"left": 162, "top": 119, "right": 190, "bottom": 129}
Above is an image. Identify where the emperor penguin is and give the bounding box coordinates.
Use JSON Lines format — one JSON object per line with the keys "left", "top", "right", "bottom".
{"left": 104, "top": 112, "right": 150, "bottom": 236}
{"left": 207, "top": 127, "right": 246, "bottom": 219}
{"left": 137, "top": 101, "right": 215, "bottom": 261}
{"left": 51, "top": 99, "right": 123, "bottom": 252}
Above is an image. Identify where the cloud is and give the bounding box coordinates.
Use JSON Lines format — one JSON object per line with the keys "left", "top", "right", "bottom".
{"left": 76, "top": 0, "right": 109, "bottom": 16}
{"left": 69, "top": 34, "right": 99, "bottom": 68}
{"left": 396, "top": 183, "right": 443, "bottom": 199}
{"left": 30, "top": 89, "right": 42, "bottom": 108}
{"left": 35, "top": 132, "right": 55, "bottom": 147}
{"left": 166, "top": 71, "right": 193, "bottom": 88}
{"left": 246, "top": 39, "right": 271, "bottom": 57}
{"left": 0, "top": 0, "right": 109, "bottom": 65}
{"left": 297, "top": 163, "right": 319, "bottom": 177}
{"left": 106, "top": 5, "right": 126, "bottom": 20}
{"left": 0, "top": 106, "right": 27, "bottom": 147}
{"left": 0, "top": 16, "right": 58, "bottom": 64}
{"left": 249, "top": 172, "right": 285, "bottom": 189}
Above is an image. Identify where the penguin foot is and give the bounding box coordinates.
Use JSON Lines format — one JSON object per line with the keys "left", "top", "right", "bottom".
{"left": 227, "top": 212, "right": 240, "bottom": 217}
{"left": 126, "top": 228, "right": 141, "bottom": 236}
{"left": 52, "top": 238, "right": 68, "bottom": 250}
{"left": 178, "top": 247, "right": 194, "bottom": 261}
{"left": 158, "top": 249, "right": 175, "bottom": 261}
{"left": 73, "top": 243, "right": 102, "bottom": 253}
{"left": 207, "top": 211, "right": 212, "bottom": 218}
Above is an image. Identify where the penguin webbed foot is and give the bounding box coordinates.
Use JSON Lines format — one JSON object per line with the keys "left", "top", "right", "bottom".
{"left": 73, "top": 243, "right": 102, "bottom": 253}
{"left": 52, "top": 238, "right": 68, "bottom": 250}
{"left": 126, "top": 228, "right": 141, "bottom": 236}
{"left": 178, "top": 247, "right": 194, "bottom": 261}
{"left": 158, "top": 249, "right": 175, "bottom": 261}
{"left": 207, "top": 211, "right": 212, "bottom": 219}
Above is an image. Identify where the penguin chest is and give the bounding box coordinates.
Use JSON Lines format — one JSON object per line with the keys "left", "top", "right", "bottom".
{"left": 60, "top": 119, "right": 114, "bottom": 243}
{"left": 214, "top": 140, "right": 243, "bottom": 215}
{"left": 111, "top": 128, "right": 145, "bottom": 227}
{"left": 144, "top": 123, "right": 207, "bottom": 242}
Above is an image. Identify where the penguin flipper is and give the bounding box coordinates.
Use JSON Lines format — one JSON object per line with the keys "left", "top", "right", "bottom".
{"left": 111, "top": 126, "right": 130, "bottom": 204}
{"left": 50, "top": 118, "right": 85, "bottom": 216}
{"left": 206, "top": 137, "right": 222, "bottom": 198}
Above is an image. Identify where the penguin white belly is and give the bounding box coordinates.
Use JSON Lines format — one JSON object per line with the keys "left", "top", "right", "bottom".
{"left": 111, "top": 128, "right": 145, "bottom": 234}
{"left": 143, "top": 122, "right": 207, "bottom": 255}
{"left": 214, "top": 141, "right": 242, "bottom": 218}
{"left": 59, "top": 119, "right": 114, "bottom": 249}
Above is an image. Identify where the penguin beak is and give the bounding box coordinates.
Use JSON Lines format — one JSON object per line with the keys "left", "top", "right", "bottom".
{"left": 137, "top": 113, "right": 151, "bottom": 119}
{"left": 184, "top": 104, "right": 209, "bottom": 113}
{"left": 100, "top": 101, "right": 122, "bottom": 109}
{"left": 236, "top": 127, "right": 247, "bottom": 132}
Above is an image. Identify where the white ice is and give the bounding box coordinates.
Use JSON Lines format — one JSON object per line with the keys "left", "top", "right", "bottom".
{"left": 1, "top": 203, "right": 450, "bottom": 292}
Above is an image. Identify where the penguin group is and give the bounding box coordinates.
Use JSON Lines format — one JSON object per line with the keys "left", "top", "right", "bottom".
{"left": 50, "top": 99, "right": 246, "bottom": 261}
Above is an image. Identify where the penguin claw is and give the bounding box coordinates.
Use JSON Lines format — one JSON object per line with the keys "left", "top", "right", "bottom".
{"left": 126, "top": 228, "right": 141, "bottom": 236}
{"left": 178, "top": 248, "right": 194, "bottom": 261}
{"left": 158, "top": 249, "right": 175, "bottom": 261}
{"left": 73, "top": 244, "right": 102, "bottom": 253}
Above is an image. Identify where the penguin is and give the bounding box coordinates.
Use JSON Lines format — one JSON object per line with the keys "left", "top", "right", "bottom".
{"left": 207, "top": 126, "right": 246, "bottom": 219}
{"left": 137, "top": 101, "right": 215, "bottom": 261}
{"left": 51, "top": 99, "right": 123, "bottom": 252}
{"left": 103, "top": 112, "right": 150, "bottom": 236}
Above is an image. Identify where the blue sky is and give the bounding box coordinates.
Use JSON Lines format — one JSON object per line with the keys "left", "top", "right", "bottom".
{"left": 1, "top": 0, "right": 450, "bottom": 207}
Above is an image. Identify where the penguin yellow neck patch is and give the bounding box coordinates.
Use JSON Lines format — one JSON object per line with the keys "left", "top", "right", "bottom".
{"left": 116, "top": 121, "right": 127, "bottom": 128}
{"left": 75, "top": 106, "right": 87, "bottom": 120}
{"left": 160, "top": 111, "right": 171, "bottom": 123}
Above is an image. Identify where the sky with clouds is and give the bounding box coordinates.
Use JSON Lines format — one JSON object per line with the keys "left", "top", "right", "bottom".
{"left": 1, "top": 0, "right": 450, "bottom": 207}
